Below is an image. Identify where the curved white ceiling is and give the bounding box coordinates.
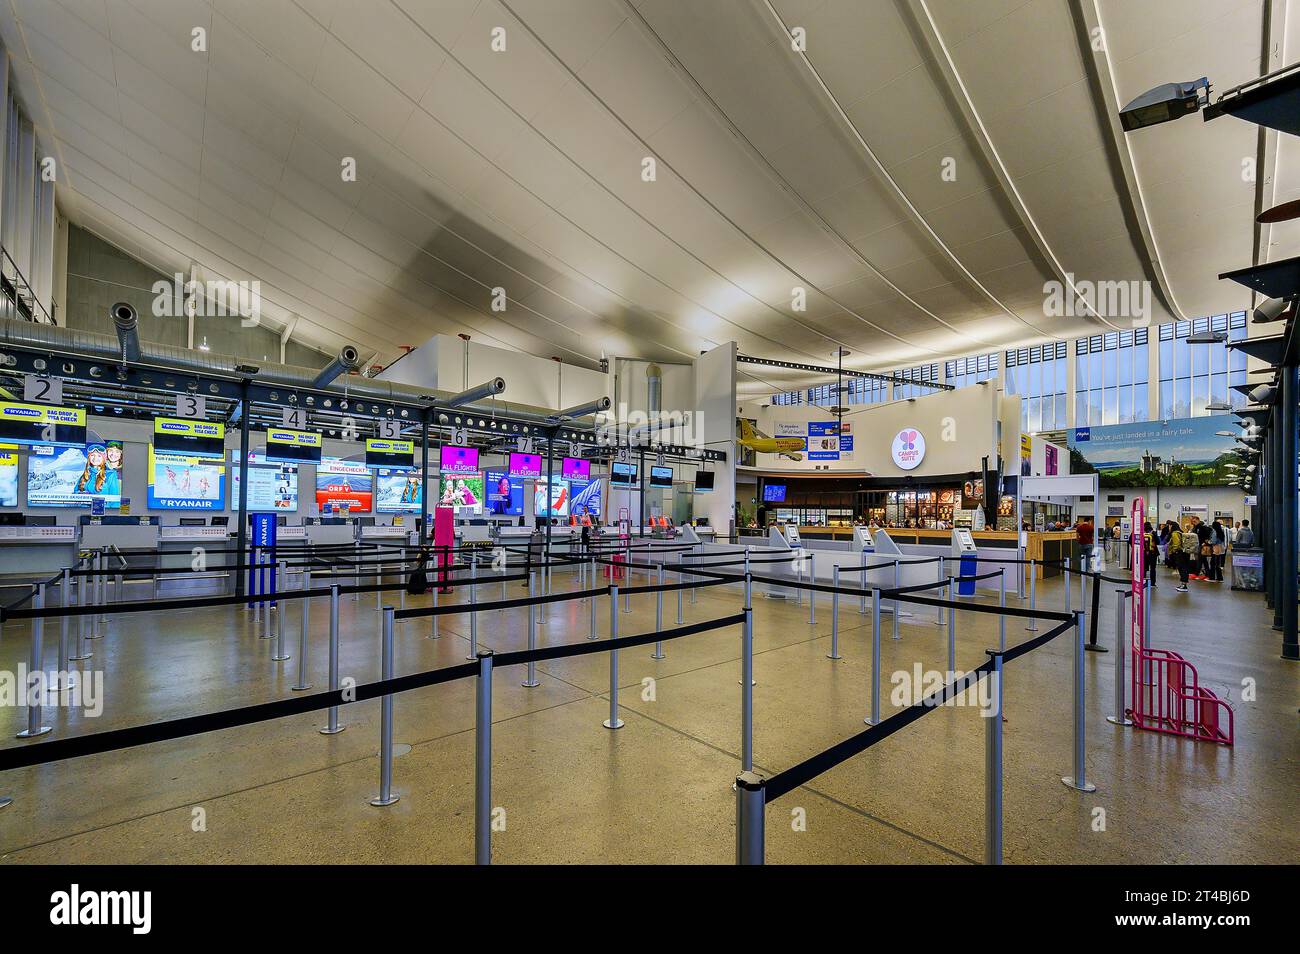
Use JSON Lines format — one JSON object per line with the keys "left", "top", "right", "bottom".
{"left": 0, "top": 0, "right": 1277, "bottom": 396}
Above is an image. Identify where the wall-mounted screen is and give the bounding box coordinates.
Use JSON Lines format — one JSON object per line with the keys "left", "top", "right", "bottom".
{"left": 265, "top": 427, "right": 322, "bottom": 465}
{"left": 376, "top": 469, "right": 423, "bottom": 513}
{"left": 649, "top": 465, "right": 673, "bottom": 488}
{"left": 561, "top": 457, "right": 590, "bottom": 480}
{"left": 611, "top": 462, "right": 638, "bottom": 485}
{"left": 508, "top": 452, "right": 542, "bottom": 478}
{"left": 28, "top": 441, "right": 126, "bottom": 509}
{"left": 315, "top": 457, "right": 373, "bottom": 513}
{"left": 365, "top": 438, "right": 414, "bottom": 469}
{"left": 486, "top": 470, "right": 524, "bottom": 516}
{"left": 570, "top": 478, "right": 601, "bottom": 518}
{"left": 438, "top": 473, "right": 484, "bottom": 514}
{"left": 147, "top": 445, "right": 224, "bottom": 510}
{"left": 0, "top": 444, "right": 16, "bottom": 507}
{"left": 0, "top": 402, "right": 86, "bottom": 448}
{"left": 231, "top": 452, "right": 298, "bottom": 511}
{"left": 762, "top": 484, "right": 787, "bottom": 503}
{"left": 534, "top": 478, "right": 569, "bottom": 518}
{"left": 693, "top": 471, "right": 715, "bottom": 492}
{"left": 153, "top": 417, "right": 224, "bottom": 459}
{"left": 440, "top": 445, "right": 479, "bottom": 474}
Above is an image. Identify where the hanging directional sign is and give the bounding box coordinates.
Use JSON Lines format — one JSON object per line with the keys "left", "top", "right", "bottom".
{"left": 23, "top": 375, "right": 61, "bottom": 406}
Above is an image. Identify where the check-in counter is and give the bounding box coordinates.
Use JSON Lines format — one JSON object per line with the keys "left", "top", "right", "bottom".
{"left": 306, "top": 523, "right": 357, "bottom": 547}
{"left": 0, "top": 525, "right": 79, "bottom": 578}
{"left": 360, "top": 526, "right": 416, "bottom": 547}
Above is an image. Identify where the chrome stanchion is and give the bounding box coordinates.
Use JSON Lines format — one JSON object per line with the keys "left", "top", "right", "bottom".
{"left": 272, "top": 564, "right": 290, "bottom": 662}
{"left": 936, "top": 556, "right": 946, "bottom": 625}
{"left": 58, "top": 567, "right": 74, "bottom": 691}
{"left": 71, "top": 558, "right": 91, "bottom": 661}
{"left": 891, "top": 560, "right": 901, "bottom": 640}
{"left": 475, "top": 649, "right": 494, "bottom": 865}
{"left": 1078, "top": 553, "right": 1087, "bottom": 608}
{"left": 276, "top": 558, "right": 288, "bottom": 643}
{"left": 1016, "top": 546, "right": 1026, "bottom": 600}
{"left": 985, "top": 652, "right": 1004, "bottom": 865}
{"left": 735, "top": 771, "right": 766, "bottom": 865}
{"left": 429, "top": 577, "right": 440, "bottom": 640}
{"left": 353, "top": 544, "right": 361, "bottom": 600}
{"left": 1065, "top": 560, "right": 1072, "bottom": 614}
{"left": 522, "top": 571, "right": 539, "bottom": 687}
{"left": 807, "top": 552, "right": 816, "bottom": 624}
{"left": 1026, "top": 560, "right": 1038, "bottom": 632}
{"left": 603, "top": 584, "right": 624, "bottom": 729}
{"left": 743, "top": 550, "right": 752, "bottom": 609}
{"left": 1107, "top": 589, "right": 1134, "bottom": 727}
{"left": 859, "top": 563, "right": 867, "bottom": 615}
{"left": 828, "top": 565, "right": 841, "bottom": 660}
{"left": 690, "top": 547, "right": 698, "bottom": 605}
{"left": 399, "top": 561, "right": 406, "bottom": 612}
{"left": 292, "top": 569, "right": 312, "bottom": 689}
{"left": 865, "top": 587, "right": 881, "bottom": 725}
{"left": 948, "top": 577, "right": 957, "bottom": 678}
{"left": 370, "top": 606, "right": 400, "bottom": 806}
{"left": 741, "top": 606, "right": 754, "bottom": 772}
{"left": 17, "top": 584, "right": 51, "bottom": 738}
{"left": 622, "top": 542, "right": 632, "bottom": 614}
{"left": 676, "top": 553, "right": 684, "bottom": 625}
{"left": 321, "top": 584, "right": 344, "bottom": 734}
{"left": 466, "top": 559, "right": 479, "bottom": 660}
{"left": 90, "top": 552, "right": 103, "bottom": 639}
{"left": 96, "top": 551, "right": 107, "bottom": 631}
{"left": 539, "top": 554, "right": 547, "bottom": 625}
{"left": 793, "top": 549, "right": 803, "bottom": 606}
{"left": 1061, "top": 609, "right": 1096, "bottom": 793}
{"left": 998, "top": 567, "right": 1007, "bottom": 651}
{"left": 652, "top": 563, "right": 665, "bottom": 659}
{"left": 588, "top": 574, "right": 598, "bottom": 640}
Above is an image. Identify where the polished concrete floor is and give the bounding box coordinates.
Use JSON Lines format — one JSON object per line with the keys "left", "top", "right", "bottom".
{"left": 0, "top": 557, "right": 1295, "bottom": 864}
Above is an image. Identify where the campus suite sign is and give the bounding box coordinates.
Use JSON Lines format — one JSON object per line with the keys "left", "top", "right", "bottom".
{"left": 890, "top": 428, "right": 925, "bottom": 470}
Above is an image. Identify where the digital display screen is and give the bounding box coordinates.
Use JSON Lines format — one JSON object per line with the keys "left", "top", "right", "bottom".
{"left": 0, "top": 445, "right": 16, "bottom": 507}
{"left": 28, "top": 441, "right": 126, "bottom": 509}
{"left": 440, "top": 445, "right": 479, "bottom": 474}
{"left": 562, "top": 457, "right": 590, "bottom": 480}
{"left": 376, "top": 469, "right": 423, "bottom": 514}
{"left": 509, "top": 452, "right": 542, "bottom": 479}
{"left": 694, "top": 471, "right": 715, "bottom": 492}
{"left": 231, "top": 452, "right": 298, "bottom": 511}
{"left": 438, "top": 473, "right": 484, "bottom": 514}
{"left": 365, "top": 438, "right": 414, "bottom": 469}
{"left": 264, "top": 428, "right": 322, "bottom": 465}
{"left": 315, "top": 457, "right": 373, "bottom": 513}
{"left": 0, "top": 402, "right": 87, "bottom": 449}
{"left": 534, "top": 478, "right": 569, "bottom": 518}
{"left": 649, "top": 465, "right": 673, "bottom": 488}
{"left": 570, "top": 478, "right": 601, "bottom": 518}
{"left": 611, "top": 462, "right": 638, "bottom": 485}
{"left": 153, "top": 417, "right": 225, "bottom": 459}
{"left": 486, "top": 470, "right": 524, "bottom": 516}
{"left": 762, "top": 484, "right": 787, "bottom": 503}
{"left": 148, "top": 445, "right": 225, "bottom": 510}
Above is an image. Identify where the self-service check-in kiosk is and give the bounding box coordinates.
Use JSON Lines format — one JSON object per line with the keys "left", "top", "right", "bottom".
{"left": 952, "top": 528, "right": 979, "bottom": 596}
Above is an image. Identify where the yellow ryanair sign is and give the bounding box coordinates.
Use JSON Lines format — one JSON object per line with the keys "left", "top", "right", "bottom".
{"left": 267, "top": 428, "right": 322, "bottom": 448}
{"left": 0, "top": 402, "right": 85, "bottom": 427}
{"left": 154, "top": 417, "right": 224, "bottom": 439}
{"left": 365, "top": 439, "right": 414, "bottom": 455}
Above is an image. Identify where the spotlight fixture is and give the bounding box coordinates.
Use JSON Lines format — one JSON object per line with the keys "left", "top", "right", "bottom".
{"left": 1206, "top": 401, "right": 1231, "bottom": 412}
{"left": 1252, "top": 297, "right": 1290, "bottom": 323}
{"left": 1215, "top": 430, "right": 1236, "bottom": 437}
{"left": 1119, "top": 77, "right": 1210, "bottom": 131}
{"left": 1187, "top": 329, "right": 1228, "bottom": 344}
{"left": 1250, "top": 383, "right": 1276, "bottom": 404}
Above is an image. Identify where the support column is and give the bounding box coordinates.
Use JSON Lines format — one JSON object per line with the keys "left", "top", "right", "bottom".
{"left": 1281, "top": 365, "right": 1298, "bottom": 660}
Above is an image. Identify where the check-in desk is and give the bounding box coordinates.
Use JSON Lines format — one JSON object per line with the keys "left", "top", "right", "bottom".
{"left": 306, "top": 523, "right": 358, "bottom": 547}
{"left": 0, "top": 525, "right": 79, "bottom": 579}
{"left": 360, "top": 526, "right": 416, "bottom": 547}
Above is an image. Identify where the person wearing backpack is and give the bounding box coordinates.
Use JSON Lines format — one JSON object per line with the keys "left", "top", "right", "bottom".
{"left": 1142, "top": 521, "right": 1159, "bottom": 588}
{"left": 1178, "top": 518, "right": 1200, "bottom": 590}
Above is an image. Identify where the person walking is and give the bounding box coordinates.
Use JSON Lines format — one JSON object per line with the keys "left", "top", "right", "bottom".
{"left": 1192, "top": 517, "right": 1213, "bottom": 580}
{"left": 1208, "top": 519, "right": 1226, "bottom": 582}
{"left": 1143, "top": 521, "right": 1159, "bottom": 588}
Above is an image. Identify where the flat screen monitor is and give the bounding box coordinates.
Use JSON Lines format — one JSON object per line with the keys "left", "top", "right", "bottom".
{"left": 533, "top": 478, "right": 569, "bottom": 518}
{"left": 561, "top": 457, "right": 590, "bottom": 480}
{"left": 0, "top": 402, "right": 87, "bottom": 448}
{"left": 649, "top": 465, "right": 673, "bottom": 488}
{"left": 365, "top": 438, "right": 414, "bottom": 469}
{"left": 438, "top": 473, "right": 484, "bottom": 514}
{"left": 508, "top": 452, "right": 542, "bottom": 479}
{"left": 762, "top": 484, "right": 787, "bottom": 503}
{"left": 315, "top": 457, "right": 373, "bottom": 513}
{"left": 27, "top": 441, "right": 125, "bottom": 509}
{"left": 147, "top": 446, "right": 225, "bottom": 510}
{"left": 611, "top": 461, "right": 638, "bottom": 485}
{"left": 375, "top": 468, "right": 423, "bottom": 513}
{"left": 153, "top": 416, "right": 224, "bottom": 459}
{"left": 693, "top": 471, "right": 715, "bottom": 492}
{"left": 570, "top": 478, "right": 601, "bottom": 518}
{"left": 485, "top": 470, "right": 524, "bottom": 516}
{"left": 179, "top": 517, "right": 206, "bottom": 526}
{"left": 439, "top": 445, "right": 479, "bottom": 474}
{"left": 264, "top": 427, "right": 322, "bottom": 465}
{"left": 231, "top": 451, "right": 298, "bottom": 512}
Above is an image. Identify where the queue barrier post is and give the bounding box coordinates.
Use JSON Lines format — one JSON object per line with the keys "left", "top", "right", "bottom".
{"left": 948, "top": 577, "right": 957, "bottom": 678}
{"left": 652, "top": 563, "right": 666, "bottom": 659}
{"left": 741, "top": 607, "right": 754, "bottom": 773}
{"left": 859, "top": 564, "right": 867, "bottom": 616}
{"left": 623, "top": 542, "right": 632, "bottom": 615}
{"left": 676, "top": 553, "right": 684, "bottom": 626}
{"left": 807, "top": 552, "right": 816, "bottom": 625}
{"left": 735, "top": 771, "right": 766, "bottom": 865}
{"left": 467, "top": 559, "right": 479, "bottom": 660}
{"left": 522, "top": 571, "right": 539, "bottom": 687}
{"left": 58, "top": 568, "right": 74, "bottom": 691}
{"left": 475, "top": 649, "right": 494, "bottom": 865}
{"left": 539, "top": 553, "right": 547, "bottom": 625}
{"left": 936, "top": 556, "right": 946, "bottom": 626}
{"left": 828, "top": 565, "right": 841, "bottom": 660}
{"left": 892, "top": 560, "right": 901, "bottom": 640}
{"left": 603, "top": 585, "right": 624, "bottom": 729}
{"left": 369, "top": 606, "right": 400, "bottom": 806}
{"left": 985, "top": 652, "right": 1004, "bottom": 865}
{"left": 866, "top": 587, "right": 881, "bottom": 725}
{"left": 272, "top": 564, "right": 290, "bottom": 662}
{"left": 1016, "top": 546, "right": 1026, "bottom": 600}
{"left": 321, "top": 584, "right": 344, "bottom": 735}
{"left": 588, "top": 573, "right": 598, "bottom": 641}
{"left": 1107, "top": 588, "right": 1134, "bottom": 727}
{"left": 17, "top": 584, "right": 51, "bottom": 739}
{"left": 998, "top": 567, "right": 1007, "bottom": 651}
{"left": 1061, "top": 609, "right": 1097, "bottom": 793}
{"left": 1026, "top": 560, "right": 1038, "bottom": 632}
{"left": 744, "top": 548, "right": 752, "bottom": 608}
{"left": 292, "top": 569, "right": 312, "bottom": 690}
{"left": 429, "top": 574, "right": 440, "bottom": 640}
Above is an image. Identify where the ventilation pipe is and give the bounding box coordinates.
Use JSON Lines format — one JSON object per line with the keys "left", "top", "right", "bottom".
{"left": 311, "top": 344, "right": 362, "bottom": 388}
{"left": 440, "top": 376, "right": 506, "bottom": 408}
{"left": 111, "top": 302, "right": 141, "bottom": 365}
{"left": 646, "top": 362, "right": 662, "bottom": 418}
{"left": 550, "top": 395, "right": 611, "bottom": 421}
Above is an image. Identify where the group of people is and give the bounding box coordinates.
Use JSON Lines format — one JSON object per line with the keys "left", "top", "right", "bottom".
{"left": 1137, "top": 516, "right": 1251, "bottom": 593}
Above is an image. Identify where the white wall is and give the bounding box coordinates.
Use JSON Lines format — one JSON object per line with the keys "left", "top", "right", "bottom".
{"left": 694, "top": 342, "right": 736, "bottom": 533}
{"left": 1086, "top": 486, "right": 1250, "bottom": 526}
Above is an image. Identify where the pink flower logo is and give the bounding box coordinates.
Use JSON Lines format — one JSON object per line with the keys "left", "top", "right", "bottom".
{"left": 899, "top": 430, "right": 917, "bottom": 449}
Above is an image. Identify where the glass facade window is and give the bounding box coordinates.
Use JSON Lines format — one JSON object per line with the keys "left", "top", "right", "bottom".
{"left": 771, "top": 391, "right": 802, "bottom": 406}
{"left": 1004, "top": 342, "right": 1067, "bottom": 432}
{"left": 845, "top": 376, "right": 891, "bottom": 405}
{"left": 944, "top": 352, "right": 999, "bottom": 389}
{"left": 892, "top": 363, "right": 939, "bottom": 400}
{"left": 1157, "top": 313, "right": 1247, "bottom": 418}
{"left": 1074, "top": 328, "right": 1149, "bottom": 426}
{"left": 807, "top": 383, "right": 839, "bottom": 406}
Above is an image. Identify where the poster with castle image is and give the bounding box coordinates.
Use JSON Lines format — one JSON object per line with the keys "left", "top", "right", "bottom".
{"left": 1067, "top": 416, "right": 1238, "bottom": 488}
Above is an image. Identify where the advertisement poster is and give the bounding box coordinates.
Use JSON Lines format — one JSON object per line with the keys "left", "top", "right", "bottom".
{"left": 571, "top": 478, "right": 602, "bottom": 518}
{"left": 486, "top": 470, "right": 524, "bottom": 516}
{"left": 376, "top": 469, "right": 423, "bottom": 513}
{"left": 1045, "top": 443, "right": 1058, "bottom": 476}
{"left": 1068, "top": 416, "right": 1238, "bottom": 487}
{"left": 534, "top": 478, "right": 570, "bottom": 518}
{"left": 148, "top": 445, "right": 224, "bottom": 510}
{"left": 439, "top": 473, "right": 484, "bottom": 513}
{"left": 315, "top": 457, "right": 373, "bottom": 513}
{"left": 1020, "top": 433, "right": 1032, "bottom": 476}
{"left": 961, "top": 477, "right": 984, "bottom": 511}
{"left": 28, "top": 441, "right": 125, "bottom": 509}
{"left": 0, "top": 444, "right": 17, "bottom": 507}
{"left": 231, "top": 452, "right": 298, "bottom": 511}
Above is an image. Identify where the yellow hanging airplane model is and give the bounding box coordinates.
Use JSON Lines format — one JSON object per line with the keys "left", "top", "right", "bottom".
{"left": 738, "top": 419, "right": 805, "bottom": 461}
